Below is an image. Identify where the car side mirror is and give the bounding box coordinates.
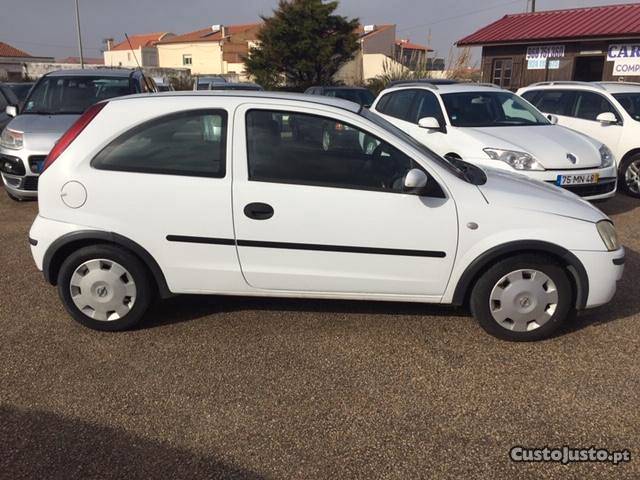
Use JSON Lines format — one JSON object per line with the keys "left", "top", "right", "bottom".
{"left": 547, "top": 114, "right": 558, "bottom": 125}
{"left": 596, "top": 112, "right": 617, "bottom": 124}
{"left": 404, "top": 168, "right": 428, "bottom": 193}
{"left": 5, "top": 105, "right": 17, "bottom": 117}
{"left": 418, "top": 117, "right": 441, "bottom": 130}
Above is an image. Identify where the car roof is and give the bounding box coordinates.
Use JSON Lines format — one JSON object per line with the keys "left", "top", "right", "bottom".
{"left": 44, "top": 69, "right": 135, "bottom": 78}
{"left": 109, "top": 90, "right": 363, "bottom": 113}
{"left": 381, "top": 82, "right": 502, "bottom": 95}
{"left": 314, "top": 86, "right": 370, "bottom": 91}
{"left": 521, "top": 81, "right": 640, "bottom": 94}
{"left": 388, "top": 79, "right": 459, "bottom": 86}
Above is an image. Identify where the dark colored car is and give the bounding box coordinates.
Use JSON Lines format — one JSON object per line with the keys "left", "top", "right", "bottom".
{"left": 5, "top": 82, "right": 34, "bottom": 102}
{"left": 305, "top": 86, "right": 375, "bottom": 108}
{"left": 0, "top": 83, "right": 19, "bottom": 131}
{"left": 208, "top": 82, "right": 263, "bottom": 91}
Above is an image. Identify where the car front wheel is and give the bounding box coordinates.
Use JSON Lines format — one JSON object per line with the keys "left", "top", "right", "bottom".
{"left": 620, "top": 154, "right": 640, "bottom": 198}
{"left": 470, "top": 254, "right": 573, "bottom": 341}
{"left": 57, "top": 244, "right": 154, "bottom": 331}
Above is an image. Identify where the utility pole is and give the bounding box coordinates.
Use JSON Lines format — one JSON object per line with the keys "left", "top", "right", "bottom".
{"left": 74, "top": 0, "right": 85, "bottom": 68}
{"left": 530, "top": 0, "right": 536, "bottom": 12}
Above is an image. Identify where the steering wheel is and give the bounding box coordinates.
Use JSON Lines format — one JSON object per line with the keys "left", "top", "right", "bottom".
{"left": 365, "top": 143, "right": 406, "bottom": 189}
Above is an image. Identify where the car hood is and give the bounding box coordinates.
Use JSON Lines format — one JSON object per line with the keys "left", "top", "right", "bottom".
{"left": 464, "top": 125, "right": 602, "bottom": 169}
{"left": 7, "top": 114, "right": 79, "bottom": 152}
{"left": 478, "top": 167, "right": 606, "bottom": 223}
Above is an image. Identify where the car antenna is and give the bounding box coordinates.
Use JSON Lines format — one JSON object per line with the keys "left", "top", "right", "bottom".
{"left": 124, "top": 33, "right": 154, "bottom": 92}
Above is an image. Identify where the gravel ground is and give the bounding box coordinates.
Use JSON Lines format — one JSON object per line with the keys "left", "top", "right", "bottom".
{"left": 0, "top": 191, "right": 638, "bottom": 479}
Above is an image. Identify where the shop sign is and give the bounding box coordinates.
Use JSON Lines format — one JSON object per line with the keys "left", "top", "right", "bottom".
{"left": 526, "top": 45, "right": 565, "bottom": 70}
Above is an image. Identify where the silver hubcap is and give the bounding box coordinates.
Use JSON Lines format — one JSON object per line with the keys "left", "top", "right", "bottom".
{"left": 625, "top": 159, "right": 640, "bottom": 194}
{"left": 69, "top": 259, "right": 137, "bottom": 321}
{"left": 489, "top": 269, "right": 558, "bottom": 332}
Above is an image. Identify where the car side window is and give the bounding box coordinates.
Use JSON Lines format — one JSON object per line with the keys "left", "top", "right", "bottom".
{"left": 0, "top": 91, "right": 7, "bottom": 111}
{"left": 376, "top": 90, "right": 416, "bottom": 121}
{"left": 247, "top": 109, "right": 421, "bottom": 193}
{"left": 92, "top": 109, "right": 227, "bottom": 177}
{"left": 529, "top": 89, "right": 576, "bottom": 116}
{"left": 574, "top": 91, "right": 620, "bottom": 122}
{"left": 409, "top": 90, "right": 445, "bottom": 125}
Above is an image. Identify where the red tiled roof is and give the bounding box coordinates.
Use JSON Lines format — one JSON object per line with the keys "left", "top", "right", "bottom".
{"left": 159, "top": 23, "right": 261, "bottom": 44}
{"left": 357, "top": 24, "right": 394, "bottom": 39}
{"left": 0, "top": 41, "right": 32, "bottom": 58}
{"left": 57, "top": 56, "right": 104, "bottom": 65}
{"left": 110, "top": 32, "right": 172, "bottom": 51}
{"left": 396, "top": 39, "right": 432, "bottom": 52}
{"left": 457, "top": 3, "right": 640, "bottom": 46}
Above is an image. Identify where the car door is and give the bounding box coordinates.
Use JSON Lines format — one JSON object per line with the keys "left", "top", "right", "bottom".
{"left": 231, "top": 104, "right": 458, "bottom": 297}
{"left": 566, "top": 91, "right": 624, "bottom": 152}
{"left": 374, "top": 89, "right": 451, "bottom": 157}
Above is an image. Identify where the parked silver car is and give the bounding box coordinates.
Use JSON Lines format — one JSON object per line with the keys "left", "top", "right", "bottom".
{"left": 0, "top": 69, "right": 154, "bottom": 200}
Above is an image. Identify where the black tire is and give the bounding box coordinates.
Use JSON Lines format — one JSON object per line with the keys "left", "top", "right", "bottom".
{"left": 57, "top": 244, "right": 154, "bottom": 331}
{"left": 619, "top": 154, "right": 640, "bottom": 198}
{"left": 470, "top": 254, "right": 573, "bottom": 341}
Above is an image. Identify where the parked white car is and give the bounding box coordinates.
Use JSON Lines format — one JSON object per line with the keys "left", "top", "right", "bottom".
{"left": 29, "top": 92, "right": 624, "bottom": 341}
{"left": 518, "top": 81, "right": 640, "bottom": 198}
{"left": 370, "top": 83, "right": 617, "bottom": 200}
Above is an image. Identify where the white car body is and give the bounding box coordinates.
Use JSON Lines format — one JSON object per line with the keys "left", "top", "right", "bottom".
{"left": 370, "top": 83, "right": 617, "bottom": 200}
{"left": 517, "top": 81, "right": 640, "bottom": 197}
{"left": 28, "top": 92, "right": 624, "bottom": 340}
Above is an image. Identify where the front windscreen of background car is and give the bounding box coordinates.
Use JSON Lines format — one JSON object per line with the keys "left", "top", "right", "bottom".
{"left": 22, "top": 76, "right": 132, "bottom": 115}
{"left": 326, "top": 89, "right": 375, "bottom": 107}
{"left": 441, "top": 91, "right": 550, "bottom": 128}
{"left": 6, "top": 83, "right": 32, "bottom": 102}
{"left": 360, "top": 108, "right": 468, "bottom": 182}
{"left": 612, "top": 93, "right": 640, "bottom": 121}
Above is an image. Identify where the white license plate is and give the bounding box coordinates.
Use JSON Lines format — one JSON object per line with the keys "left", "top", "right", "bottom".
{"left": 556, "top": 173, "right": 600, "bottom": 186}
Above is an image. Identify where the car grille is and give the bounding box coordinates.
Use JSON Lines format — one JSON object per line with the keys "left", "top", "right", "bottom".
{"left": 22, "top": 176, "right": 39, "bottom": 191}
{"left": 547, "top": 178, "right": 616, "bottom": 197}
{"left": 28, "top": 155, "right": 47, "bottom": 173}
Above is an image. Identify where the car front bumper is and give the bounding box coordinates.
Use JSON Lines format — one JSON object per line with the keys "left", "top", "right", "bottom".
{"left": 0, "top": 146, "right": 46, "bottom": 200}
{"left": 573, "top": 247, "right": 625, "bottom": 308}
{"left": 470, "top": 159, "right": 618, "bottom": 200}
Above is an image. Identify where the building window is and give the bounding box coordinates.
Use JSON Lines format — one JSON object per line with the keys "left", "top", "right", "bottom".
{"left": 183, "top": 54, "right": 193, "bottom": 66}
{"left": 491, "top": 58, "right": 513, "bottom": 88}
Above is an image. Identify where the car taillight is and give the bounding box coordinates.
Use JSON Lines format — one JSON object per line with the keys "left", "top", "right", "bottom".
{"left": 42, "top": 102, "right": 107, "bottom": 173}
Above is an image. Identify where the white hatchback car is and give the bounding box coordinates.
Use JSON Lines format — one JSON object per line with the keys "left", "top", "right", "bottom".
{"left": 29, "top": 92, "right": 624, "bottom": 341}
{"left": 371, "top": 83, "right": 617, "bottom": 200}
{"left": 518, "top": 81, "right": 640, "bottom": 198}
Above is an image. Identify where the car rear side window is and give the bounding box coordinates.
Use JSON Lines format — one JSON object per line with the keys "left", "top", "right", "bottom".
{"left": 376, "top": 90, "right": 416, "bottom": 121}
{"left": 92, "top": 109, "right": 227, "bottom": 177}
{"left": 246, "top": 109, "right": 421, "bottom": 193}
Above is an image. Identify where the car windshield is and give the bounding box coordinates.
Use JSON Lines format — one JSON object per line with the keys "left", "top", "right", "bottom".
{"left": 613, "top": 92, "right": 640, "bottom": 121}
{"left": 7, "top": 83, "right": 33, "bottom": 102}
{"left": 441, "top": 91, "right": 550, "bottom": 127}
{"left": 360, "top": 108, "right": 467, "bottom": 181}
{"left": 23, "top": 76, "right": 131, "bottom": 115}
{"left": 325, "top": 88, "right": 375, "bottom": 107}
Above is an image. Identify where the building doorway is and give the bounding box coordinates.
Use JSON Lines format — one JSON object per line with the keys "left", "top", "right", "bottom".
{"left": 573, "top": 56, "right": 605, "bottom": 81}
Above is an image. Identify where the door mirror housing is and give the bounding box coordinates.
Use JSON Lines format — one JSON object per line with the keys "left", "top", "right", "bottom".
{"left": 403, "top": 168, "right": 428, "bottom": 193}
{"left": 596, "top": 112, "right": 617, "bottom": 124}
{"left": 5, "top": 105, "right": 17, "bottom": 117}
{"left": 546, "top": 114, "right": 558, "bottom": 125}
{"left": 418, "top": 116, "right": 442, "bottom": 130}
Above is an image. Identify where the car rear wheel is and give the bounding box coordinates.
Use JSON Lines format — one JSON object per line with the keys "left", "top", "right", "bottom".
{"left": 470, "top": 254, "right": 573, "bottom": 341}
{"left": 619, "top": 154, "right": 640, "bottom": 198}
{"left": 57, "top": 244, "right": 153, "bottom": 331}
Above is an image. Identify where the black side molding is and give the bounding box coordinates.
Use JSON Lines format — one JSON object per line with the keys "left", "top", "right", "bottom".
{"left": 43, "top": 230, "right": 171, "bottom": 298}
{"left": 166, "top": 235, "right": 446, "bottom": 258}
{"left": 451, "top": 240, "right": 590, "bottom": 310}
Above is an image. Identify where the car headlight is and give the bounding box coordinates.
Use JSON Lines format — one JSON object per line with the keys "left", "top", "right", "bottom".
{"left": 0, "top": 128, "right": 24, "bottom": 149}
{"left": 483, "top": 148, "right": 545, "bottom": 171}
{"left": 599, "top": 144, "right": 614, "bottom": 168}
{"left": 596, "top": 220, "right": 620, "bottom": 251}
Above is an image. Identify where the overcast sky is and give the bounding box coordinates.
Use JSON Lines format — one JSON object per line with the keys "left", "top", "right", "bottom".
{"left": 3, "top": 0, "right": 638, "bottom": 64}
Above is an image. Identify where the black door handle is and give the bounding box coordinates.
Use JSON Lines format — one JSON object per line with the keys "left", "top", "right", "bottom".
{"left": 244, "top": 202, "right": 274, "bottom": 220}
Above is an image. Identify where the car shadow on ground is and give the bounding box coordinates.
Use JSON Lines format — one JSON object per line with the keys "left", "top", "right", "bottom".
{"left": 595, "top": 193, "right": 638, "bottom": 216}
{"left": 142, "top": 246, "right": 638, "bottom": 338}
{"left": 0, "top": 405, "right": 265, "bottom": 480}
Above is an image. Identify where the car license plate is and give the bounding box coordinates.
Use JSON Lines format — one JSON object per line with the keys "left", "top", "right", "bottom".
{"left": 556, "top": 173, "right": 599, "bottom": 186}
